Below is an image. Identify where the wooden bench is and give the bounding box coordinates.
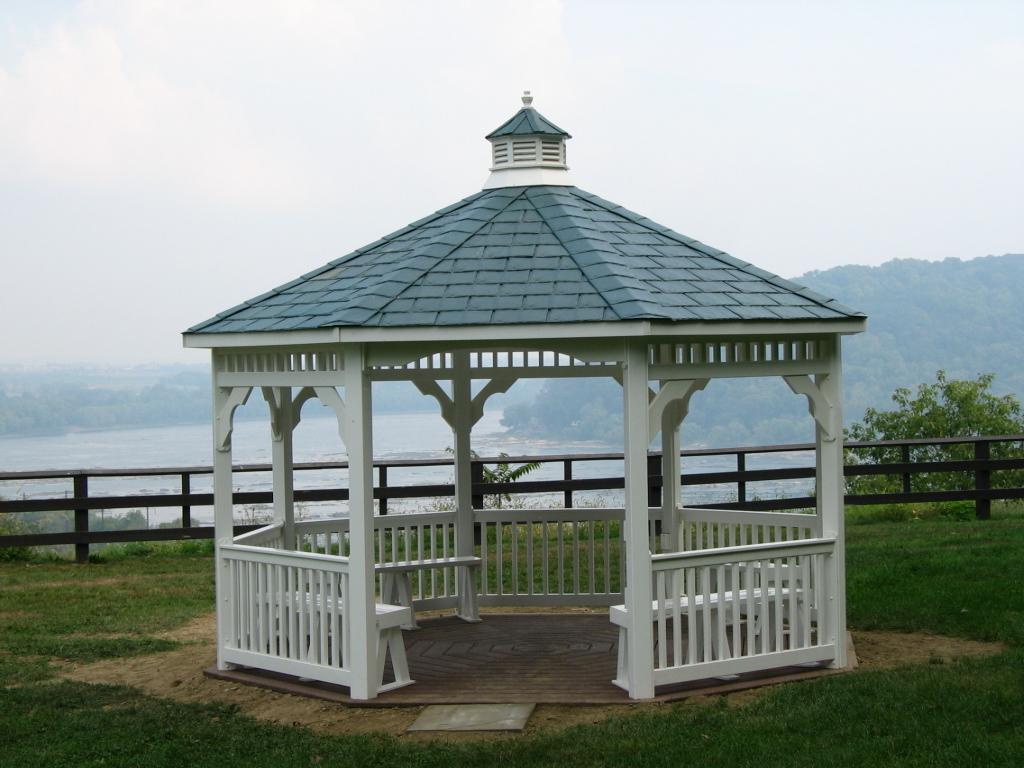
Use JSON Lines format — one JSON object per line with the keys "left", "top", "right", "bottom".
{"left": 373, "top": 603, "right": 414, "bottom": 692}
{"left": 610, "top": 587, "right": 796, "bottom": 686}
{"left": 376, "top": 555, "right": 482, "bottom": 629}
{"left": 286, "top": 593, "right": 414, "bottom": 693}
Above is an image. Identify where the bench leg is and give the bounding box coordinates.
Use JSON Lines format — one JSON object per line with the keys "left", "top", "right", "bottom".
{"left": 376, "top": 626, "right": 414, "bottom": 693}
{"left": 395, "top": 574, "right": 419, "bottom": 630}
{"left": 456, "top": 566, "right": 480, "bottom": 623}
{"left": 614, "top": 626, "right": 628, "bottom": 688}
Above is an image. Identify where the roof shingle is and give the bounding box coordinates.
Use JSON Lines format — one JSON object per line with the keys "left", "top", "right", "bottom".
{"left": 188, "top": 186, "right": 864, "bottom": 334}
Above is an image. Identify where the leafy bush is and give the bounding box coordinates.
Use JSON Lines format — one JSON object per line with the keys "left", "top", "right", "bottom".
{"left": 846, "top": 371, "right": 1024, "bottom": 495}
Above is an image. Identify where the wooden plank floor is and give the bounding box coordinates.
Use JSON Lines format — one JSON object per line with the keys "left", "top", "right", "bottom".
{"left": 206, "top": 613, "right": 851, "bottom": 706}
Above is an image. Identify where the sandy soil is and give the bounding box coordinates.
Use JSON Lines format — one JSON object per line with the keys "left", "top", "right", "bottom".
{"left": 58, "top": 612, "right": 1004, "bottom": 740}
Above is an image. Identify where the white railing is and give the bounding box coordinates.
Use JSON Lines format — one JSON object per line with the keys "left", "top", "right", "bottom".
{"left": 648, "top": 536, "right": 836, "bottom": 686}
{"left": 219, "top": 543, "right": 352, "bottom": 686}
{"left": 281, "top": 507, "right": 818, "bottom": 609}
{"left": 475, "top": 507, "right": 627, "bottom": 606}
{"left": 678, "top": 507, "right": 819, "bottom": 550}
{"left": 233, "top": 521, "right": 284, "bottom": 548}
{"left": 294, "top": 511, "right": 460, "bottom": 610}
{"left": 228, "top": 507, "right": 835, "bottom": 690}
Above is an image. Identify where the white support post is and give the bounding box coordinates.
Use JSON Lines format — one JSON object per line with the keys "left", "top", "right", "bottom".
{"left": 623, "top": 340, "right": 655, "bottom": 699}
{"left": 451, "top": 351, "right": 479, "bottom": 621}
{"left": 265, "top": 387, "right": 296, "bottom": 550}
{"left": 817, "top": 334, "right": 847, "bottom": 667}
{"left": 212, "top": 378, "right": 248, "bottom": 672}
{"left": 660, "top": 397, "right": 681, "bottom": 553}
{"left": 342, "top": 344, "right": 378, "bottom": 699}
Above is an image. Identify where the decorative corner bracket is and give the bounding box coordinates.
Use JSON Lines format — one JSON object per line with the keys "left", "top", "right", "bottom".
{"left": 313, "top": 386, "right": 349, "bottom": 445}
{"left": 648, "top": 379, "right": 709, "bottom": 437}
{"left": 214, "top": 386, "right": 252, "bottom": 452}
{"left": 784, "top": 374, "right": 836, "bottom": 441}
{"left": 417, "top": 376, "right": 518, "bottom": 429}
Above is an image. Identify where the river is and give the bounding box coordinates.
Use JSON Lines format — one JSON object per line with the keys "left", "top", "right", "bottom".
{"left": 0, "top": 409, "right": 814, "bottom": 528}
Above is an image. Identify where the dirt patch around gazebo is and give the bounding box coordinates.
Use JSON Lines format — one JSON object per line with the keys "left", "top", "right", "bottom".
{"left": 58, "top": 612, "right": 1003, "bottom": 739}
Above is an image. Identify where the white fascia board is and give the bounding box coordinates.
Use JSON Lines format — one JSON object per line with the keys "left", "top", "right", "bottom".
{"left": 182, "top": 317, "right": 866, "bottom": 350}
{"left": 336, "top": 318, "right": 866, "bottom": 343}
{"left": 482, "top": 166, "right": 575, "bottom": 189}
{"left": 645, "top": 318, "right": 867, "bottom": 338}
{"left": 182, "top": 328, "right": 340, "bottom": 349}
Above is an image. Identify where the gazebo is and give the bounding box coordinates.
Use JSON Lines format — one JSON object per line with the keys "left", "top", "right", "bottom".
{"left": 183, "top": 93, "right": 865, "bottom": 701}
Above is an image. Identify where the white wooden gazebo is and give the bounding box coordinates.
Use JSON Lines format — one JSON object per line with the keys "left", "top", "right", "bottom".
{"left": 184, "top": 93, "right": 865, "bottom": 701}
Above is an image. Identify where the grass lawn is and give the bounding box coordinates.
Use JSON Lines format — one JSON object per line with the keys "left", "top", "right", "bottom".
{"left": 1, "top": 511, "right": 1022, "bottom": 766}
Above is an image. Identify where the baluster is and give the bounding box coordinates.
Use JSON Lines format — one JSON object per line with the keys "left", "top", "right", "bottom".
{"left": 557, "top": 522, "right": 564, "bottom": 594}
{"left": 773, "top": 557, "right": 784, "bottom": 653}
{"left": 572, "top": 520, "right": 580, "bottom": 595}
{"left": 588, "top": 522, "right": 596, "bottom": 594}
{"left": 478, "top": 521, "right": 486, "bottom": 596}
{"left": 340, "top": 572, "right": 349, "bottom": 667}
{"left": 731, "top": 562, "right": 741, "bottom": 658}
{"left": 685, "top": 567, "right": 697, "bottom": 664}
{"left": 603, "top": 522, "right": 611, "bottom": 594}
{"left": 542, "top": 521, "right": 550, "bottom": 595}
{"left": 656, "top": 571, "right": 668, "bottom": 669}
{"left": 745, "top": 561, "right": 755, "bottom": 657}
{"left": 671, "top": 570, "right": 682, "bottom": 667}
{"left": 495, "top": 522, "right": 503, "bottom": 595}
{"left": 526, "top": 521, "right": 534, "bottom": 595}
{"left": 511, "top": 521, "right": 519, "bottom": 595}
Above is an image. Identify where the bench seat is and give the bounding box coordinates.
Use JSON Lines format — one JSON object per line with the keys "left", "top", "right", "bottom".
{"left": 377, "top": 555, "right": 482, "bottom": 628}
{"left": 268, "top": 592, "right": 414, "bottom": 693}
{"left": 609, "top": 587, "right": 788, "bottom": 628}
{"left": 611, "top": 586, "right": 806, "bottom": 687}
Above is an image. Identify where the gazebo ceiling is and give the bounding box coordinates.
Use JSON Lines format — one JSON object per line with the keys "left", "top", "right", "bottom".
{"left": 186, "top": 95, "right": 864, "bottom": 339}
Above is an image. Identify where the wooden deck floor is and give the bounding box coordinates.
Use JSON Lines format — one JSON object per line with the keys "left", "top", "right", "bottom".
{"left": 206, "top": 613, "right": 851, "bottom": 707}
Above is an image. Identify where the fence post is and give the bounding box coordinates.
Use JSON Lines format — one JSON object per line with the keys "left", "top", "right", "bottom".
{"left": 470, "top": 460, "right": 484, "bottom": 509}
{"left": 900, "top": 444, "right": 912, "bottom": 494}
{"left": 470, "top": 460, "right": 484, "bottom": 545}
{"left": 563, "top": 459, "right": 573, "bottom": 508}
{"left": 647, "top": 454, "right": 662, "bottom": 508}
{"left": 181, "top": 472, "right": 191, "bottom": 528}
{"left": 378, "top": 464, "right": 388, "bottom": 516}
{"left": 74, "top": 474, "right": 89, "bottom": 564}
{"left": 647, "top": 454, "right": 662, "bottom": 537}
{"left": 975, "top": 440, "right": 991, "bottom": 520}
{"left": 736, "top": 452, "right": 747, "bottom": 505}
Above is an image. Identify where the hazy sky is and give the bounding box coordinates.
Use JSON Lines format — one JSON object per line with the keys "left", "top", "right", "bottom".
{"left": 1, "top": 1, "right": 1021, "bottom": 364}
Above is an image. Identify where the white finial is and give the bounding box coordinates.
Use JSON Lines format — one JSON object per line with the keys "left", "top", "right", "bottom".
{"left": 522, "top": 90, "right": 533, "bottom": 107}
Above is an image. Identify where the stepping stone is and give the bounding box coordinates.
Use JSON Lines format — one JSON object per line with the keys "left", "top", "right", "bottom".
{"left": 407, "top": 703, "right": 536, "bottom": 732}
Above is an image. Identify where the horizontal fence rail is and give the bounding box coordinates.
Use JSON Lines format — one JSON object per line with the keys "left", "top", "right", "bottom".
{"left": 1, "top": 435, "right": 1021, "bottom": 560}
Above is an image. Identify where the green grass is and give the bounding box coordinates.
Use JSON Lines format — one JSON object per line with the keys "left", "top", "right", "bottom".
{"left": 0, "top": 546, "right": 213, "bottom": 679}
{"left": 847, "top": 513, "right": 1024, "bottom": 646}
{"left": 1, "top": 513, "right": 1023, "bottom": 766}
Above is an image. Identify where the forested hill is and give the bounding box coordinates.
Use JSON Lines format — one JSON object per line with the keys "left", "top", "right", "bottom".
{"left": 501, "top": 254, "right": 1024, "bottom": 446}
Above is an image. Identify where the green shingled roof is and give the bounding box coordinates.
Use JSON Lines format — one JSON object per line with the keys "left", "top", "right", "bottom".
{"left": 190, "top": 186, "right": 864, "bottom": 333}
{"left": 188, "top": 186, "right": 863, "bottom": 334}
{"left": 486, "top": 107, "right": 571, "bottom": 139}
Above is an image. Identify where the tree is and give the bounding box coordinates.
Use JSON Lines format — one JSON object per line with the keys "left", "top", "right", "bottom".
{"left": 445, "top": 449, "right": 541, "bottom": 509}
{"left": 480, "top": 453, "right": 542, "bottom": 509}
{"left": 845, "top": 371, "right": 1024, "bottom": 493}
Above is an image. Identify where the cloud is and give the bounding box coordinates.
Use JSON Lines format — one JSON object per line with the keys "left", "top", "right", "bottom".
{"left": 0, "top": 3, "right": 316, "bottom": 207}
{"left": 0, "top": 1, "right": 574, "bottom": 211}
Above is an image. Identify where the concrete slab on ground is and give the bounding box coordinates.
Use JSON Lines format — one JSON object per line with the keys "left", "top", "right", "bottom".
{"left": 407, "top": 703, "right": 536, "bottom": 732}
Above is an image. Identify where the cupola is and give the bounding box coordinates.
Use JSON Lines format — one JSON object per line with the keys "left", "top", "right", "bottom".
{"left": 483, "top": 91, "right": 574, "bottom": 189}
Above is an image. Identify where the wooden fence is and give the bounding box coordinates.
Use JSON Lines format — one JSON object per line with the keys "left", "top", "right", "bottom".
{"left": 1, "top": 435, "right": 1022, "bottom": 562}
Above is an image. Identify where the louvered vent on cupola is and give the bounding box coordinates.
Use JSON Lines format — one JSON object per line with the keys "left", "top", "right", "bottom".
{"left": 490, "top": 135, "right": 566, "bottom": 169}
